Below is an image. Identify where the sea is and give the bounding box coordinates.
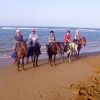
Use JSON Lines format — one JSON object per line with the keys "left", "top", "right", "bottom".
{"left": 0, "top": 26, "right": 100, "bottom": 67}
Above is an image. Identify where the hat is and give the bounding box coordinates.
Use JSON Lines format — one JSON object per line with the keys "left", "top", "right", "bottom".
{"left": 50, "top": 31, "right": 54, "bottom": 33}
{"left": 32, "top": 29, "right": 36, "bottom": 32}
{"left": 67, "top": 30, "right": 70, "bottom": 33}
{"left": 16, "top": 29, "right": 20, "bottom": 33}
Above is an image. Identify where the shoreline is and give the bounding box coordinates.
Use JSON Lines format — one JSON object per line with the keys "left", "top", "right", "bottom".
{"left": 0, "top": 50, "right": 100, "bottom": 68}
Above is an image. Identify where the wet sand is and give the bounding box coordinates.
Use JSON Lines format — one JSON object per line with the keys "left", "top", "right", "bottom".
{"left": 0, "top": 52, "right": 100, "bottom": 100}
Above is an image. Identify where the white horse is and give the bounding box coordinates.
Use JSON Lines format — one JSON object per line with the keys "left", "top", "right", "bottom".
{"left": 65, "top": 42, "right": 78, "bottom": 62}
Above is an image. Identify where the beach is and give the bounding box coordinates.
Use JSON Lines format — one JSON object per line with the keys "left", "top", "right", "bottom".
{"left": 0, "top": 52, "right": 100, "bottom": 100}
{"left": 0, "top": 27, "right": 100, "bottom": 100}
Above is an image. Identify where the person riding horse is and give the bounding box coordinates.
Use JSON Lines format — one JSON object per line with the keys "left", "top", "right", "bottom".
{"left": 74, "top": 29, "right": 81, "bottom": 44}
{"left": 29, "top": 28, "right": 41, "bottom": 54}
{"left": 64, "top": 30, "right": 71, "bottom": 51}
{"left": 12, "top": 29, "right": 24, "bottom": 62}
{"left": 48, "top": 31, "right": 56, "bottom": 43}
{"left": 11, "top": 29, "right": 27, "bottom": 71}
{"left": 46, "top": 31, "right": 57, "bottom": 66}
{"left": 73, "top": 29, "right": 82, "bottom": 52}
{"left": 48, "top": 30, "right": 56, "bottom": 47}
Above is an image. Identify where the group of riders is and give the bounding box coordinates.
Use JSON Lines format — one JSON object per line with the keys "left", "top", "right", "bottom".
{"left": 12, "top": 28, "right": 81, "bottom": 62}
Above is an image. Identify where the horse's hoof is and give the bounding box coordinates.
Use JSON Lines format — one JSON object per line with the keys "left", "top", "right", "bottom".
{"left": 64, "top": 60, "right": 67, "bottom": 63}
{"left": 68, "top": 61, "right": 72, "bottom": 63}
{"left": 50, "top": 64, "right": 53, "bottom": 67}
{"left": 23, "top": 68, "right": 26, "bottom": 71}
{"left": 17, "top": 69, "right": 20, "bottom": 72}
{"left": 54, "top": 64, "right": 56, "bottom": 67}
{"left": 60, "top": 60, "right": 63, "bottom": 63}
{"left": 27, "top": 62, "right": 29, "bottom": 64}
{"left": 33, "top": 64, "right": 35, "bottom": 67}
{"left": 36, "top": 65, "right": 39, "bottom": 67}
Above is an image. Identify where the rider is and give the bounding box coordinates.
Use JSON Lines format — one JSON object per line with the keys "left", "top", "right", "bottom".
{"left": 47, "top": 30, "right": 56, "bottom": 48}
{"left": 15, "top": 29, "right": 24, "bottom": 46}
{"left": 64, "top": 30, "right": 71, "bottom": 51}
{"left": 29, "top": 28, "right": 41, "bottom": 54}
{"left": 48, "top": 31, "right": 56, "bottom": 43}
{"left": 74, "top": 29, "right": 81, "bottom": 44}
{"left": 12, "top": 29, "right": 24, "bottom": 62}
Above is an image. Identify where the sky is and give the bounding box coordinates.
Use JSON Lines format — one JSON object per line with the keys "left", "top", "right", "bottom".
{"left": 0, "top": 0, "right": 100, "bottom": 28}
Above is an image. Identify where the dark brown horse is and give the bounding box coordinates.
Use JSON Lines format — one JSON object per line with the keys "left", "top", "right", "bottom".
{"left": 56, "top": 42, "right": 64, "bottom": 62}
{"left": 26, "top": 42, "right": 40, "bottom": 67}
{"left": 46, "top": 42, "right": 57, "bottom": 66}
{"left": 77, "top": 37, "right": 86, "bottom": 57}
{"left": 16, "top": 41, "right": 26, "bottom": 71}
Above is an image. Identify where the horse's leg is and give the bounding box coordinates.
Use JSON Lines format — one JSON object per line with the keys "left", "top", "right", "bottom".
{"left": 34, "top": 55, "right": 36, "bottom": 67}
{"left": 33, "top": 56, "right": 35, "bottom": 67}
{"left": 67, "top": 53, "right": 71, "bottom": 63}
{"left": 31, "top": 56, "right": 33, "bottom": 63}
{"left": 54, "top": 55, "right": 56, "bottom": 66}
{"left": 77, "top": 44, "right": 81, "bottom": 58}
{"left": 50, "top": 55, "right": 52, "bottom": 66}
{"left": 60, "top": 52, "right": 63, "bottom": 63}
{"left": 22, "top": 57, "right": 25, "bottom": 70}
{"left": 17, "top": 58, "right": 20, "bottom": 71}
{"left": 77, "top": 49, "right": 80, "bottom": 58}
{"left": 26, "top": 57, "right": 29, "bottom": 64}
{"left": 36, "top": 55, "right": 39, "bottom": 67}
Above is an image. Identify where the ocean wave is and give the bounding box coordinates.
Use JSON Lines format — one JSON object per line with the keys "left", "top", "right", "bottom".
{"left": 1, "top": 27, "right": 40, "bottom": 30}
{"left": 41, "top": 45, "right": 46, "bottom": 49}
{"left": 0, "top": 55, "right": 11, "bottom": 59}
{"left": 80, "top": 28, "right": 99, "bottom": 32}
{"left": 0, "top": 49, "right": 12, "bottom": 53}
{"left": 2, "top": 27, "right": 17, "bottom": 30}
{"left": 87, "top": 41, "right": 100, "bottom": 44}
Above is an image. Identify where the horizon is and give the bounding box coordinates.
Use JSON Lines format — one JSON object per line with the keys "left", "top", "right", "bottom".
{"left": 0, "top": 25, "right": 100, "bottom": 29}
{"left": 0, "top": 0, "right": 100, "bottom": 28}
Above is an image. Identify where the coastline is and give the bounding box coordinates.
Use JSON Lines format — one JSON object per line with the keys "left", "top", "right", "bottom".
{"left": 0, "top": 50, "right": 100, "bottom": 68}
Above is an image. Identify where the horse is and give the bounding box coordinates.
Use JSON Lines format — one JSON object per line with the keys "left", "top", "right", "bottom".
{"left": 65, "top": 37, "right": 86, "bottom": 62}
{"left": 77, "top": 37, "right": 86, "bottom": 57}
{"left": 65, "top": 42, "right": 78, "bottom": 62}
{"left": 32, "top": 43, "right": 40, "bottom": 67}
{"left": 26, "top": 42, "right": 40, "bottom": 67}
{"left": 16, "top": 41, "right": 27, "bottom": 71}
{"left": 56, "top": 42, "right": 65, "bottom": 62}
{"left": 46, "top": 42, "right": 57, "bottom": 66}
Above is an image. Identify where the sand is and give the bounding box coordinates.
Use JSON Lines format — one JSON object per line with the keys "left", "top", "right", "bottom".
{"left": 0, "top": 52, "right": 100, "bottom": 100}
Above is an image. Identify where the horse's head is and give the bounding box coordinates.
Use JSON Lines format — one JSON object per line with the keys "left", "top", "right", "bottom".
{"left": 56, "top": 42, "right": 62, "bottom": 49}
{"left": 78, "top": 37, "right": 86, "bottom": 46}
{"left": 50, "top": 42, "right": 57, "bottom": 53}
{"left": 16, "top": 41, "right": 26, "bottom": 58}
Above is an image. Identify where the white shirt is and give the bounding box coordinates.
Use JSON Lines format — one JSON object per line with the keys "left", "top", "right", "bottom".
{"left": 75, "top": 33, "right": 80, "bottom": 40}
{"left": 29, "top": 33, "right": 38, "bottom": 43}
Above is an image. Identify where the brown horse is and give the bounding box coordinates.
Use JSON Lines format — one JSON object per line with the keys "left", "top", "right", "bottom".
{"left": 56, "top": 42, "right": 64, "bottom": 62}
{"left": 16, "top": 41, "right": 26, "bottom": 71}
{"left": 46, "top": 42, "right": 57, "bottom": 66}
{"left": 77, "top": 37, "right": 86, "bottom": 57}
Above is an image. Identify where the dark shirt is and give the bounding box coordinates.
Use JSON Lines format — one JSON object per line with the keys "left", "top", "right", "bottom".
{"left": 15, "top": 35, "right": 23, "bottom": 42}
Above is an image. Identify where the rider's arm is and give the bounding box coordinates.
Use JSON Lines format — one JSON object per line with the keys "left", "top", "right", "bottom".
{"left": 29, "top": 34, "right": 32, "bottom": 40}
{"left": 36, "top": 34, "right": 39, "bottom": 40}
{"left": 66, "top": 38, "right": 71, "bottom": 42}
{"left": 14, "top": 36, "right": 19, "bottom": 44}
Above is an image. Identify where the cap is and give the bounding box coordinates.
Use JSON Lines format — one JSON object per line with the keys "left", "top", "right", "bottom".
{"left": 50, "top": 31, "right": 54, "bottom": 33}
{"left": 67, "top": 30, "right": 70, "bottom": 33}
{"left": 16, "top": 29, "right": 20, "bottom": 33}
